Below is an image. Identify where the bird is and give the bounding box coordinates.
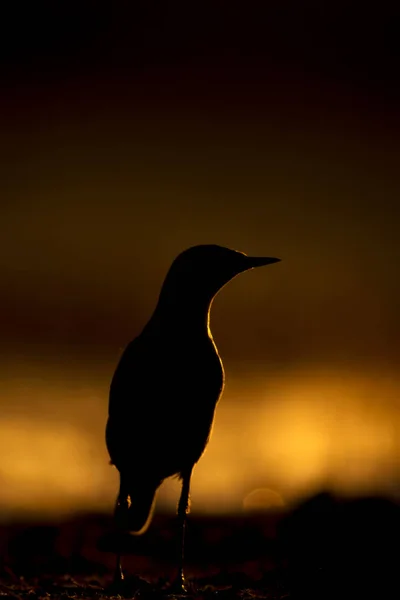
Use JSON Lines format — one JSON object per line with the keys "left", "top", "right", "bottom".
{"left": 105, "top": 244, "right": 280, "bottom": 592}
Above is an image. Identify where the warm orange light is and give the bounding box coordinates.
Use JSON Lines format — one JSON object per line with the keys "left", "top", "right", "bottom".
{"left": 243, "top": 488, "right": 285, "bottom": 512}
{"left": 0, "top": 415, "right": 117, "bottom": 516}
{"left": 0, "top": 367, "right": 399, "bottom": 519}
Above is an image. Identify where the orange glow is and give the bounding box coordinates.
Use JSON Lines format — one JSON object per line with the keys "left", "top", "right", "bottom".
{"left": 243, "top": 488, "right": 285, "bottom": 512}
{"left": 0, "top": 415, "right": 117, "bottom": 516}
{"left": 0, "top": 367, "right": 399, "bottom": 519}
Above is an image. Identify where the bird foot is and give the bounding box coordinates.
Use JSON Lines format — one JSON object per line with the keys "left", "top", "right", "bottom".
{"left": 109, "top": 563, "right": 125, "bottom": 593}
{"left": 167, "top": 572, "right": 189, "bottom": 595}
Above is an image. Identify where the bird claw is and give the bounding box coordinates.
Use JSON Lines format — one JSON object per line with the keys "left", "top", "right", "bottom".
{"left": 110, "top": 562, "right": 125, "bottom": 592}
{"left": 107, "top": 579, "right": 125, "bottom": 596}
{"left": 167, "top": 573, "right": 189, "bottom": 595}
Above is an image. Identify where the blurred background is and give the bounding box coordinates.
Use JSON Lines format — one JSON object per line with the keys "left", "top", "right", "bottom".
{"left": 0, "top": 1, "right": 399, "bottom": 526}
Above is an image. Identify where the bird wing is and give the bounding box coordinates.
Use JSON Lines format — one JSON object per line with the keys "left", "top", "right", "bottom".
{"left": 106, "top": 331, "right": 223, "bottom": 476}
{"left": 106, "top": 334, "right": 185, "bottom": 469}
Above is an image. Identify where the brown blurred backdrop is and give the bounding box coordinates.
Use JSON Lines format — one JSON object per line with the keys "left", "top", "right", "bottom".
{"left": 0, "top": 1, "right": 399, "bottom": 521}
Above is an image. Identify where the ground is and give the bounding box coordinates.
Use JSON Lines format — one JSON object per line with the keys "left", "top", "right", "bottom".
{"left": 0, "top": 493, "right": 399, "bottom": 600}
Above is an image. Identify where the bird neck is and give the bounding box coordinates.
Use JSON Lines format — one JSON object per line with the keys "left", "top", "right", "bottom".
{"left": 151, "top": 291, "right": 214, "bottom": 337}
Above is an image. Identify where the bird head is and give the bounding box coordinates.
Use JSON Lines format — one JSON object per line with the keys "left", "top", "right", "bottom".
{"left": 159, "top": 245, "right": 281, "bottom": 307}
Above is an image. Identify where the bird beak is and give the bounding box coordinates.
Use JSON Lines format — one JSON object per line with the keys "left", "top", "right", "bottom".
{"left": 246, "top": 256, "right": 281, "bottom": 269}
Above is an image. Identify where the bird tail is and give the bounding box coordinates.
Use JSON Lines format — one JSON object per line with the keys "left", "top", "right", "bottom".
{"left": 114, "top": 474, "right": 160, "bottom": 535}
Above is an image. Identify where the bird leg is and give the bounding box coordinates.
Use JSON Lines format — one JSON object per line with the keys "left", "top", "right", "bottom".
{"left": 112, "top": 482, "right": 128, "bottom": 589}
{"left": 170, "top": 469, "right": 192, "bottom": 594}
{"left": 113, "top": 552, "right": 124, "bottom": 586}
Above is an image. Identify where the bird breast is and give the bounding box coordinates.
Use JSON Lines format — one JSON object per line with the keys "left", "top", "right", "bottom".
{"left": 107, "top": 331, "right": 225, "bottom": 476}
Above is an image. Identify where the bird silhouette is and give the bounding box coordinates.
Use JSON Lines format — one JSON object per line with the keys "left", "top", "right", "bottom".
{"left": 106, "top": 244, "right": 280, "bottom": 591}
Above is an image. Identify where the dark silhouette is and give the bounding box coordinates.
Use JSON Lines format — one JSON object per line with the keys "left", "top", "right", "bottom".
{"left": 105, "top": 244, "right": 280, "bottom": 591}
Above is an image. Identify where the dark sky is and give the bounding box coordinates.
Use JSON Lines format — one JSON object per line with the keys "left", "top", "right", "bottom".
{"left": 0, "top": 2, "right": 399, "bottom": 517}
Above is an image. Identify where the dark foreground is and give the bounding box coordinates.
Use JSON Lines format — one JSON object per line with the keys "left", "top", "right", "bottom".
{"left": 1, "top": 493, "right": 399, "bottom": 600}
